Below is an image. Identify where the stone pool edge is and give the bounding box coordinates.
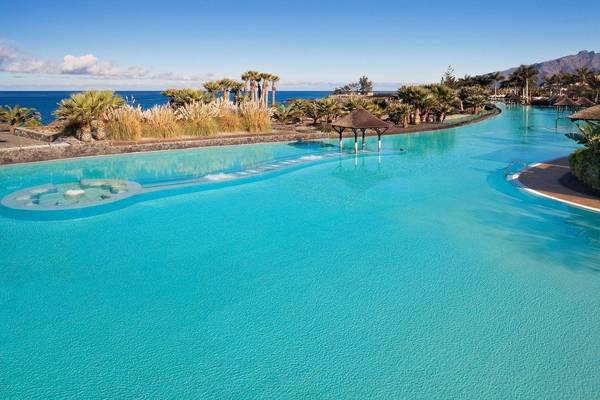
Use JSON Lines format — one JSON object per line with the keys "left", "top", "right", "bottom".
{"left": 512, "top": 158, "right": 600, "bottom": 214}
{"left": 0, "top": 106, "right": 500, "bottom": 166}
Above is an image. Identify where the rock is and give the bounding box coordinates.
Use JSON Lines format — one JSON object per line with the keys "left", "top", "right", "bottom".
{"left": 64, "top": 189, "right": 85, "bottom": 198}
{"left": 29, "top": 188, "right": 49, "bottom": 195}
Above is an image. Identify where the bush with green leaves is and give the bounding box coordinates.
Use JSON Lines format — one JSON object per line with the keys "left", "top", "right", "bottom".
{"left": 0, "top": 105, "right": 42, "bottom": 130}
{"left": 54, "top": 91, "right": 125, "bottom": 141}
{"left": 458, "top": 86, "right": 489, "bottom": 113}
{"left": 566, "top": 122, "right": 600, "bottom": 189}
{"left": 161, "top": 89, "right": 211, "bottom": 108}
{"left": 388, "top": 103, "right": 414, "bottom": 127}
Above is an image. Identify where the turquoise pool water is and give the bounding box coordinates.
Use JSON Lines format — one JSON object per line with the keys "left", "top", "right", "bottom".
{"left": 1, "top": 106, "right": 599, "bottom": 399}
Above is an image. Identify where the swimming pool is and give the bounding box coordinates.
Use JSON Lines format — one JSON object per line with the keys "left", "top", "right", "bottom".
{"left": 1, "top": 106, "right": 599, "bottom": 399}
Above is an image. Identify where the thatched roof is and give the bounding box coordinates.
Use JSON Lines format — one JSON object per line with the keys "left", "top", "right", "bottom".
{"left": 575, "top": 97, "right": 596, "bottom": 107}
{"left": 554, "top": 97, "right": 579, "bottom": 107}
{"left": 331, "top": 108, "right": 389, "bottom": 130}
{"left": 569, "top": 105, "right": 600, "bottom": 121}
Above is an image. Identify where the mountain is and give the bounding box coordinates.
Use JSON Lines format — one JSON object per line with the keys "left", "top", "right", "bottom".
{"left": 499, "top": 50, "right": 600, "bottom": 82}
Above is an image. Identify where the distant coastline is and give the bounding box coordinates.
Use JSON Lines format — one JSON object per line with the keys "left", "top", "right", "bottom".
{"left": 0, "top": 91, "right": 333, "bottom": 124}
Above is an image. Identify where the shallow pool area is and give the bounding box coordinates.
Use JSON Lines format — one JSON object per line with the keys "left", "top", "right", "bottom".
{"left": 1, "top": 106, "right": 599, "bottom": 399}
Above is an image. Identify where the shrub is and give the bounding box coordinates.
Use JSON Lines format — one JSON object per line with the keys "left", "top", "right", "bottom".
{"left": 0, "top": 105, "right": 42, "bottom": 130}
{"left": 569, "top": 148, "right": 600, "bottom": 190}
{"left": 238, "top": 102, "right": 271, "bottom": 132}
{"left": 161, "top": 89, "right": 211, "bottom": 108}
{"left": 54, "top": 91, "right": 124, "bottom": 141}
{"left": 175, "top": 102, "right": 219, "bottom": 136}
{"left": 105, "top": 106, "right": 143, "bottom": 141}
{"left": 141, "top": 105, "right": 178, "bottom": 139}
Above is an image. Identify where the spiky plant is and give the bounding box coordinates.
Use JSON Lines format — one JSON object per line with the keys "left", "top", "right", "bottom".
{"left": 0, "top": 105, "right": 42, "bottom": 131}
{"left": 396, "top": 86, "right": 432, "bottom": 124}
{"left": 566, "top": 122, "right": 600, "bottom": 154}
{"left": 161, "top": 89, "right": 210, "bottom": 108}
{"left": 238, "top": 101, "right": 271, "bottom": 132}
{"left": 203, "top": 81, "right": 222, "bottom": 101}
{"left": 387, "top": 103, "right": 414, "bottom": 127}
{"left": 317, "top": 98, "right": 344, "bottom": 122}
{"left": 54, "top": 91, "right": 124, "bottom": 141}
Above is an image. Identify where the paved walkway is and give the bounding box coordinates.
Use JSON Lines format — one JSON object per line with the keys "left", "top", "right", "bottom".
{"left": 518, "top": 157, "right": 600, "bottom": 212}
{"left": 0, "top": 132, "right": 46, "bottom": 148}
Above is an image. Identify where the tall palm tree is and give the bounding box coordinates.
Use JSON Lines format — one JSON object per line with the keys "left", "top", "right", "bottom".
{"left": 203, "top": 81, "right": 221, "bottom": 101}
{"left": 588, "top": 74, "right": 600, "bottom": 103}
{"left": 488, "top": 72, "right": 503, "bottom": 96}
{"left": 270, "top": 75, "right": 280, "bottom": 107}
{"left": 218, "top": 78, "right": 235, "bottom": 103}
{"left": 514, "top": 65, "right": 538, "bottom": 103}
{"left": 575, "top": 67, "right": 594, "bottom": 85}
{"left": 229, "top": 81, "right": 245, "bottom": 104}
{"left": 260, "top": 73, "right": 272, "bottom": 106}
{"left": 241, "top": 72, "right": 251, "bottom": 98}
{"left": 243, "top": 71, "right": 261, "bottom": 103}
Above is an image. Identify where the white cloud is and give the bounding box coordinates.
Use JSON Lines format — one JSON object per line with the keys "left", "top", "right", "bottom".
{"left": 0, "top": 40, "right": 214, "bottom": 83}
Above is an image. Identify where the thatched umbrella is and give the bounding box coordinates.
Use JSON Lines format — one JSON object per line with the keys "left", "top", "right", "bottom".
{"left": 331, "top": 108, "right": 390, "bottom": 152}
{"left": 575, "top": 97, "right": 596, "bottom": 108}
{"left": 553, "top": 97, "right": 579, "bottom": 107}
{"left": 569, "top": 105, "right": 600, "bottom": 122}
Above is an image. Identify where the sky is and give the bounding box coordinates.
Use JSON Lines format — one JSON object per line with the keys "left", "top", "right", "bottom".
{"left": 1, "top": 0, "right": 599, "bottom": 90}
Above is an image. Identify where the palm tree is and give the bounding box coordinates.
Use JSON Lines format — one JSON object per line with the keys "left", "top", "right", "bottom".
{"left": 488, "top": 72, "right": 503, "bottom": 96}
{"left": 229, "top": 81, "right": 245, "bottom": 105}
{"left": 513, "top": 65, "right": 538, "bottom": 103}
{"left": 54, "top": 91, "right": 124, "bottom": 141}
{"left": 270, "top": 75, "right": 280, "bottom": 107}
{"left": 397, "top": 86, "right": 431, "bottom": 125}
{"left": 387, "top": 103, "right": 414, "bottom": 127}
{"left": 588, "top": 74, "right": 600, "bottom": 103}
{"left": 566, "top": 121, "right": 600, "bottom": 153}
{"left": 458, "top": 86, "right": 488, "bottom": 113}
{"left": 302, "top": 102, "right": 324, "bottom": 125}
{"left": 218, "top": 78, "right": 236, "bottom": 103}
{"left": 575, "top": 67, "right": 594, "bottom": 85}
{"left": 0, "top": 105, "right": 42, "bottom": 132}
{"left": 260, "top": 73, "right": 272, "bottom": 106}
{"left": 317, "top": 98, "right": 344, "bottom": 122}
{"left": 241, "top": 72, "right": 251, "bottom": 98}
{"left": 243, "top": 71, "right": 261, "bottom": 103}
{"left": 203, "top": 81, "right": 222, "bottom": 101}
{"left": 161, "top": 89, "right": 210, "bottom": 108}
{"left": 428, "top": 84, "right": 459, "bottom": 121}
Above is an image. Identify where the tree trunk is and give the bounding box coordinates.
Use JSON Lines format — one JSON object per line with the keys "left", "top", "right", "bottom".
{"left": 263, "top": 83, "right": 269, "bottom": 106}
{"left": 78, "top": 124, "right": 93, "bottom": 142}
{"left": 257, "top": 83, "right": 262, "bottom": 104}
{"left": 272, "top": 86, "right": 276, "bottom": 107}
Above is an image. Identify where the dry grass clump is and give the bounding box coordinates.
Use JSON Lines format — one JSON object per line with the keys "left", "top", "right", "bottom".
{"left": 239, "top": 102, "right": 271, "bottom": 133}
{"left": 104, "top": 106, "right": 143, "bottom": 140}
{"left": 104, "top": 100, "right": 272, "bottom": 140}
{"left": 175, "top": 102, "right": 219, "bottom": 136}
{"left": 141, "top": 105, "right": 178, "bottom": 139}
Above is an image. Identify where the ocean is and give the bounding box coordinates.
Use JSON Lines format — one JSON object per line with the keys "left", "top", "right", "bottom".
{"left": 0, "top": 91, "right": 331, "bottom": 124}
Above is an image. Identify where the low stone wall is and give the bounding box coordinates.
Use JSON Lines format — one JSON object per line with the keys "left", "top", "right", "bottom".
{"left": 0, "top": 131, "right": 332, "bottom": 165}
{"left": 12, "top": 127, "right": 62, "bottom": 143}
{"left": 0, "top": 106, "right": 500, "bottom": 165}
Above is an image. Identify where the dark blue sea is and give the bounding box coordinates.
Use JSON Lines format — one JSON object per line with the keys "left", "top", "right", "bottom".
{"left": 0, "top": 91, "right": 331, "bottom": 124}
